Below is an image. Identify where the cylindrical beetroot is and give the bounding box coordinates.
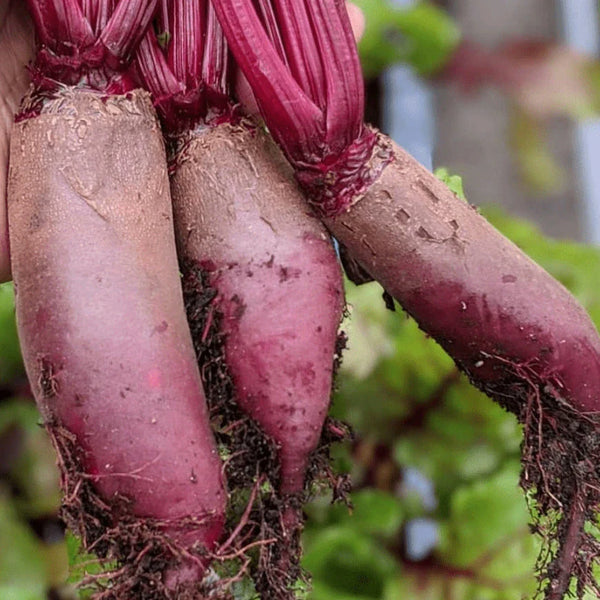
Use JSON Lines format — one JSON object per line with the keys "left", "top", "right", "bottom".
{"left": 171, "top": 123, "right": 343, "bottom": 498}
{"left": 325, "top": 137, "right": 600, "bottom": 413}
{"left": 8, "top": 89, "right": 225, "bottom": 594}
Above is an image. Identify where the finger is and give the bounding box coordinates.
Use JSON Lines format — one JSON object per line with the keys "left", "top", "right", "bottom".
{"left": 0, "top": 0, "right": 35, "bottom": 283}
{"left": 346, "top": 1, "right": 366, "bottom": 41}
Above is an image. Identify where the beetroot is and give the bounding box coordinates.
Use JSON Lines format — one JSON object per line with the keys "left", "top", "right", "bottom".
{"left": 171, "top": 125, "right": 343, "bottom": 498}
{"left": 211, "top": 1, "right": 600, "bottom": 597}
{"left": 136, "top": 3, "right": 344, "bottom": 594}
{"left": 9, "top": 1, "right": 225, "bottom": 595}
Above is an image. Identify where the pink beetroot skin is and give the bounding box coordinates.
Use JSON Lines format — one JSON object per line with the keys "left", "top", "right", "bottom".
{"left": 171, "top": 123, "right": 344, "bottom": 499}
{"left": 9, "top": 2, "right": 226, "bottom": 595}
{"left": 136, "top": 4, "right": 344, "bottom": 594}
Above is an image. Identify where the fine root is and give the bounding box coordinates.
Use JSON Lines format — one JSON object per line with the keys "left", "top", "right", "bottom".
{"left": 182, "top": 261, "right": 352, "bottom": 598}
{"left": 475, "top": 355, "right": 600, "bottom": 600}
{"left": 47, "top": 424, "right": 226, "bottom": 600}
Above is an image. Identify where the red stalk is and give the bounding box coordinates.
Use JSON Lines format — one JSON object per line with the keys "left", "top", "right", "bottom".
{"left": 79, "top": 0, "right": 113, "bottom": 35}
{"left": 136, "top": 29, "right": 183, "bottom": 103}
{"left": 100, "top": 0, "right": 158, "bottom": 67}
{"left": 211, "top": 0, "right": 388, "bottom": 215}
{"left": 303, "top": 0, "right": 363, "bottom": 148}
{"left": 135, "top": 0, "right": 233, "bottom": 130}
{"left": 25, "top": 0, "right": 158, "bottom": 93}
{"left": 167, "top": 0, "right": 203, "bottom": 87}
{"left": 202, "top": 3, "right": 228, "bottom": 98}
{"left": 269, "top": 0, "right": 326, "bottom": 109}
{"left": 26, "top": 0, "right": 94, "bottom": 50}
{"left": 253, "top": 0, "right": 289, "bottom": 67}
{"left": 217, "top": 0, "right": 362, "bottom": 145}
{"left": 210, "top": 0, "right": 323, "bottom": 158}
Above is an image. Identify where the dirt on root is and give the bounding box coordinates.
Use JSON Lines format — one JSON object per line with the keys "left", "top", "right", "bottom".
{"left": 47, "top": 423, "right": 231, "bottom": 600}
{"left": 476, "top": 358, "right": 600, "bottom": 600}
{"left": 182, "top": 260, "right": 351, "bottom": 599}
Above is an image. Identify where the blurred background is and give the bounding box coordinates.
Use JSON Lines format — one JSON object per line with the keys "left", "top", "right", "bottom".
{"left": 365, "top": 0, "right": 600, "bottom": 242}
{"left": 3, "top": 1, "right": 600, "bottom": 599}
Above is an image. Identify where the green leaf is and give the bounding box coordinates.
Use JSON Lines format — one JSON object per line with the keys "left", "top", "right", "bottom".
{"left": 0, "top": 399, "right": 61, "bottom": 518}
{"left": 304, "top": 527, "right": 397, "bottom": 599}
{"left": 310, "top": 580, "right": 382, "bottom": 600}
{"left": 0, "top": 493, "right": 47, "bottom": 593}
{"left": 66, "top": 532, "right": 110, "bottom": 585}
{"left": 438, "top": 463, "right": 535, "bottom": 571}
{"left": 156, "top": 30, "right": 171, "bottom": 49}
{"left": 0, "top": 585, "right": 46, "bottom": 600}
{"left": 335, "top": 281, "right": 455, "bottom": 440}
{"left": 355, "top": 0, "right": 460, "bottom": 78}
{"left": 313, "top": 489, "right": 404, "bottom": 538}
{"left": 434, "top": 167, "right": 466, "bottom": 200}
{"left": 0, "top": 283, "right": 24, "bottom": 385}
{"left": 349, "top": 489, "right": 404, "bottom": 537}
{"left": 341, "top": 282, "right": 395, "bottom": 380}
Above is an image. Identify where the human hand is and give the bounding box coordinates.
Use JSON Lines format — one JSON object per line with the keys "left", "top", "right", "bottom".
{"left": 0, "top": 0, "right": 35, "bottom": 282}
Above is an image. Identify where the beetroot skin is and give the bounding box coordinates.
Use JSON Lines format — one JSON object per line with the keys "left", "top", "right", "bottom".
{"left": 172, "top": 123, "right": 344, "bottom": 498}
{"left": 8, "top": 89, "right": 225, "bottom": 595}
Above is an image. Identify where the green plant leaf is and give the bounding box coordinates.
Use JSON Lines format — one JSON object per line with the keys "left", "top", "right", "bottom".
{"left": 434, "top": 167, "right": 466, "bottom": 200}
{"left": 0, "top": 283, "right": 23, "bottom": 385}
{"left": 0, "top": 493, "right": 47, "bottom": 594}
{"left": 355, "top": 0, "right": 460, "bottom": 78}
{"left": 0, "top": 585, "right": 47, "bottom": 600}
{"left": 303, "top": 527, "right": 398, "bottom": 599}
{"left": 66, "top": 532, "right": 110, "bottom": 586}
{"left": 349, "top": 489, "right": 404, "bottom": 537}
{"left": 438, "top": 463, "right": 536, "bottom": 571}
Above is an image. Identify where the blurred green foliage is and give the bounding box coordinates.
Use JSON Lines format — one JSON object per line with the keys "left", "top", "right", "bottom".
{"left": 354, "top": 0, "right": 460, "bottom": 78}
{"left": 435, "top": 167, "right": 467, "bottom": 200}
{"left": 0, "top": 283, "right": 23, "bottom": 385}
{"left": 0, "top": 391, "right": 67, "bottom": 598}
